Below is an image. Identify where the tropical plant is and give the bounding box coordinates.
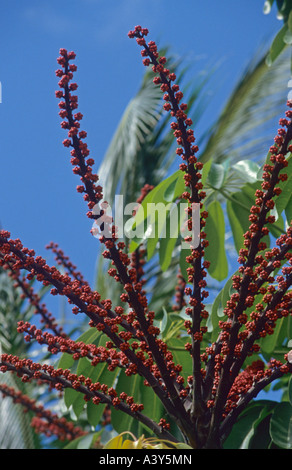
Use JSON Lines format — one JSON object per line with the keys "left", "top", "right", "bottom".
{"left": 264, "top": 0, "right": 292, "bottom": 68}
{"left": 0, "top": 22, "right": 292, "bottom": 450}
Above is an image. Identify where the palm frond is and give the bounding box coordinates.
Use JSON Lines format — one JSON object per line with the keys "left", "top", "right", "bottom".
{"left": 98, "top": 55, "right": 166, "bottom": 207}
{"left": 97, "top": 48, "right": 214, "bottom": 209}
{"left": 0, "top": 268, "right": 47, "bottom": 448}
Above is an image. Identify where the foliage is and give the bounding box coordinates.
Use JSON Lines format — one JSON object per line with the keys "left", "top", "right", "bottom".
{"left": 264, "top": 0, "right": 292, "bottom": 68}
{"left": 0, "top": 16, "right": 292, "bottom": 450}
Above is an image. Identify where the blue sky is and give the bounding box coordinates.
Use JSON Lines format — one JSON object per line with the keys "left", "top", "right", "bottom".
{"left": 0, "top": 0, "right": 282, "bottom": 288}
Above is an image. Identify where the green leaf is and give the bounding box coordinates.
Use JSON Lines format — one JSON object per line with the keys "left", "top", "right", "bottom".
{"left": 163, "top": 170, "right": 185, "bottom": 202}
{"left": 160, "top": 311, "right": 185, "bottom": 341}
{"left": 179, "top": 246, "right": 190, "bottom": 282}
{"left": 285, "top": 193, "right": 292, "bottom": 223}
{"left": 64, "top": 431, "right": 102, "bottom": 449}
{"left": 168, "top": 337, "right": 193, "bottom": 381}
{"left": 226, "top": 200, "right": 245, "bottom": 252}
{"left": 128, "top": 172, "right": 179, "bottom": 253}
{"left": 57, "top": 352, "right": 75, "bottom": 371}
{"left": 128, "top": 168, "right": 189, "bottom": 262}
{"left": 88, "top": 347, "right": 120, "bottom": 387}
{"left": 232, "top": 160, "right": 261, "bottom": 183}
{"left": 248, "top": 414, "right": 273, "bottom": 449}
{"left": 153, "top": 307, "right": 168, "bottom": 335}
{"left": 110, "top": 372, "right": 143, "bottom": 436}
{"left": 76, "top": 356, "right": 93, "bottom": 377}
{"left": 270, "top": 402, "right": 292, "bottom": 448}
{"left": 225, "top": 180, "right": 271, "bottom": 251}
{"left": 86, "top": 364, "right": 120, "bottom": 427}
{"left": 288, "top": 9, "right": 292, "bottom": 31}
{"left": 223, "top": 400, "right": 275, "bottom": 449}
{"left": 76, "top": 432, "right": 100, "bottom": 449}
{"left": 87, "top": 401, "right": 107, "bottom": 428}
{"left": 274, "top": 153, "right": 292, "bottom": 217}
{"left": 204, "top": 200, "right": 228, "bottom": 281}
{"left": 64, "top": 387, "right": 81, "bottom": 411}
{"left": 284, "top": 28, "right": 292, "bottom": 44}
{"left": 268, "top": 213, "right": 285, "bottom": 238}
{"left": 139, "top": 383, "right": 164, "bottom": 431}
{"left": 61, "top": 328, "right": 118, "bottom": 421}
{"left": 200, "top": 157, "right": 213, "bottom": 186}
{"left": 64, "top": 434, "right": 87, "bottom": 449}
{"left": 288, "top": 377, "right": 292, "bottom": 407}
{"left": 259, "top": 316, "right": 287, "bottom": 354}
{"left": 207, "top": 163, "right": 226, "bottom": 189}
{"left": 57, "top": 328, "right": 102, "bottom": 371}
{"left": 210, "top": 270, "right": 236, "bottom": 340}
{"left": 266, "top": 24, "right": 288, "bottom": 66}
{"left": 59, "top": 328, "right": 105, "bottom": 416}
{"left": 158, "top": 200, "right": 186, "bottom": 272}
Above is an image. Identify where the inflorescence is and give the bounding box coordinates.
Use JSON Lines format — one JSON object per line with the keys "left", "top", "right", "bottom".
{"left": 0, "top": 25, "right": 291, "bottom": 448}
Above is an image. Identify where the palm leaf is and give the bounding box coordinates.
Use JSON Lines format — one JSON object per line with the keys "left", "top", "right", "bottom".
{"left": 97, "top": 48, "right": 214, "bottom": 208}
{"left": 199, "top": 46, "right": 291, "bottom": 164}
{"left": 98, "top": 51, "right": 169, "bottom": 207}
{"left": 0, "top": 269, "right": 43, "bottom": 448}
{"left": 0, "top": 375, "right": 38, "bottom": 449}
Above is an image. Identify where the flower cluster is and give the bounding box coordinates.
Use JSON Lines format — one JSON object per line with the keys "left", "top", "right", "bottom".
{"left": 198, "top": 110, "right": 292, "bottom": 435}
{"left": 0, "top": 352, "right": 175, "bottom": 439}
{"left": 17, "top": 320, "right": 129, "bottom": 370}
{"left": 128, "top": 26, "right": 210, "bottom": 418}
{"left": 0, "top": 382, "right": 86, "bottom": 441}
{"left": 56, "top": 49, "right": 103, "bottom": 214}
{"left": 0, "top": 27, "right": 291, "bottom": 449}
{"left": 54, "top": 47, "right": 193, "bottom": 428}
{"left": 46, "top": 242, "right": 88, "bottom": 286}
{"left": 0, "top": 353, "right": 143, "bottom": 411}
{"left": 0, "top": 227, "right": 190, "bottom": 438}
{"left": 0, "top": 247, "right": 65, "bottom": 337}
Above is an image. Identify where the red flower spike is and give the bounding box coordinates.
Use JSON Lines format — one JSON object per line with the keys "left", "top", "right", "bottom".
{"left": 0, "top": 28, "right": 291, "bottom": 449}
{"left": 129, "top": 27, "right": 211, "bottom": 412}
